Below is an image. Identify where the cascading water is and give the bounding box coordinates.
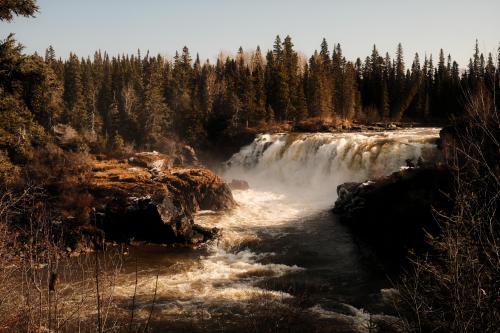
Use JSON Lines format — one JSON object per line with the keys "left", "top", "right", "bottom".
{"left": 112, "top": 128, "right": 441, "bottom": 331}
{"left": 224, "top": 128, "right": 440, "bottom": 206}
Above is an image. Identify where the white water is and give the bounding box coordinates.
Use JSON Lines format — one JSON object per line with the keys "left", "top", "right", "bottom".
{"left": 114, "top": 128, "right": 441, "bottom": 329}
{"left": 225, "top": 128, "right": 440, "bottom": 207}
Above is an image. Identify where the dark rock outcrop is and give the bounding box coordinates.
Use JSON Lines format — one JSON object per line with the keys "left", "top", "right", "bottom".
{"left": 333, "top": 167, "right": 454, "bottom": 256}
{"left": 69, "top": 153, "right": 235, "bottom": 250}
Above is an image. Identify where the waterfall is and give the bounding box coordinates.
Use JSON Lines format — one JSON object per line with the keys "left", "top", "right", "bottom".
{"left": 224, "top": 128, "right": 441, "bottom": 207}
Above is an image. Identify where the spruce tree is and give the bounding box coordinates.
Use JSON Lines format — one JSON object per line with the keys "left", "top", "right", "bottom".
{"left": 63, "top": 53, "right": 86, "bottom": 129}
{"left": 307, "top": 50, "right": 332, "bottom": 119}
{"left": 251, "top": 46, "right": 267, "bottom": 123}
{"left": 44, "top": 45, "right": 56, "bottom": 64}
{"left": 139, "top": 57, "right": 171, "bottom": 147}
{"left": 283, "top": 36, "right": 300, "bottom": 121}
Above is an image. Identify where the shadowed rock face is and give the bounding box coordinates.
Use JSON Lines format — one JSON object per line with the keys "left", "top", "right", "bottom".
{"left": 84, "top": 153, "right": 235, "bottom": 246}
{"left": 333, "top": 167, "right": 454, "bottom": 257}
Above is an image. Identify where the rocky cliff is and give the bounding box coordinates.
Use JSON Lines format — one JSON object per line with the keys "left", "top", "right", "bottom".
{"left": 66, "top": 152, "right": 235, "bottom": 252}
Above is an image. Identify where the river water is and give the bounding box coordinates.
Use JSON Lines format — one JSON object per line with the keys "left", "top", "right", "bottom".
{"left": 108, "top": 128, "right": 441, "bottom": 332}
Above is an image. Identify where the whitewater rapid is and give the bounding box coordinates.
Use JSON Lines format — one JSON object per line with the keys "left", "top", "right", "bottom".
{"left": 113, "top": 128, "right": 441, "bottom": 330}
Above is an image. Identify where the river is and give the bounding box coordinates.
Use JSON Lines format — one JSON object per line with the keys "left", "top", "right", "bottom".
{"left": 105, "top": 128, "right": 441, "bottom": 332}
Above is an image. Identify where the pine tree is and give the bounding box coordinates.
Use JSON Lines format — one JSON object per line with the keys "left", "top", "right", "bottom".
{"left": 342, "top": 62, "right": 359, "bottom": 120}
{"left": 294, "top": 75, "right": 309, "bottom": 121}
{"left": 139, "top": 57, "right": 171, "bottom": 147}
{"left": 307, "top": 51, "right": 332, "bottom": 119}
{"left": 251, "top": 46, "right": 267, "bottom": 123}
{"left": 200, "top": 59, "right": 216, "bottom": 119}
{"left": 44, "top": 45, "right": 56, "bottom": 64}
{"left": 395, "top": 43, "right": 405, "bottom": 83}
{"left": 0, "top": 34, "right": 46, "bottom": 164}
{"left": 28, "top": 54, "right": 64, "bottom": 129}
{"left": 269, "top": 35, "right": 290, "bottom": 121}
{"left": 265, "top": 37, "right": 289, "bottom": 122}
{"left": 236, "top": 47, "right": 255, "bottom": 127}
{"left": 283, "top": 36, "right": 300, "bottom": 121}
{"left": 332, "top": 43, "right": 345, "bottom": 116}
{"left": 319, "top": 38, "right": 331, "bottom": 70}
{"left": 63, "top": 53, "right": 86, "bottom": 129}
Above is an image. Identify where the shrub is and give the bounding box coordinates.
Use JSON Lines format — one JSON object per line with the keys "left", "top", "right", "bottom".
{"left": 398, "top": 88, "right": 500, "bottom": 332}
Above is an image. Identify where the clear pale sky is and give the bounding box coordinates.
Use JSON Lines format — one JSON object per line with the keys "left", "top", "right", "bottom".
{"left": 1, "top": 0, "right": 499, "bottom": 67}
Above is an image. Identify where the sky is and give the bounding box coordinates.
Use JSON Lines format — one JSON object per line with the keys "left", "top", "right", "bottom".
{"left": 1, "top": 0, "right": 499, "bottom": 67}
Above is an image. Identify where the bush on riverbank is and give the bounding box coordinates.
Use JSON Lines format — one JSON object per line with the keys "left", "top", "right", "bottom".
{"left": 398, "top": 88, "right": 500, "bottom": 332}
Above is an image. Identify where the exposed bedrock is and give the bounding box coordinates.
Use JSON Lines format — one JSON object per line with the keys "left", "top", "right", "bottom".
{"left": 69, "top": 152, "right": 235, "bottom": 250}
{"left": 333, "top": 167, "right": 454, "bottom": 256}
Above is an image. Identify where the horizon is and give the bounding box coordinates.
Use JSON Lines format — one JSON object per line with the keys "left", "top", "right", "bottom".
{"left": 1, "top": 0, "right": 499, "bottom": 67}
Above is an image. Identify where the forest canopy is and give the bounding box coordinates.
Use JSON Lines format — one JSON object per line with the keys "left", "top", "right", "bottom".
{"left": 1, "top": 31, "right": 499, "bottom": 171}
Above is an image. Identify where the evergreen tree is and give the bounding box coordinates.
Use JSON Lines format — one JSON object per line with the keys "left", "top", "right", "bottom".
{"left": 342, "top": 62, "right": 359, "bottom": 120}
{"left": 267, "top": 35, "right": 290, "bottom": 121}
{"left": 283, "top": 36, "right": 300, "bottom": 121}
{"left": 0, "top": 0, "right": 38, "bottom": 21}
{"left": 251, "top": 46, "right": 267, "bottom": 123}
{"left": 63, "top": 53, "right": 86, "bottom": 129}
{"left": 307, "top": 50, "right": 332, "bottom": 119}
{"left": 139, "top": 57, "right": 171, "bottom": 147}
{"left": 44, "top": 45, "right": 56, "bottom": 64}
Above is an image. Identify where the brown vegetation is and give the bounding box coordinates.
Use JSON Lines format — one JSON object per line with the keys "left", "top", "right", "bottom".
{"left": 397, "top": 88, "right": 500, "bottom": 332}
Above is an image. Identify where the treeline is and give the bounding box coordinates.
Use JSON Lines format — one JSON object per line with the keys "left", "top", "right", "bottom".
{"left": 47, "top": 37, "right": 500, "bottom": 145}
{"left": 1, "top": 33, "right": 500, "bottom": 165}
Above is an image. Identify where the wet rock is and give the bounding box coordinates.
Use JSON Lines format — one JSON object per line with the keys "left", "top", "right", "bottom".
{"left": 333, "top": 167, "right": 453, "bottom": 256}
{"left": 168, "top": 168, "right": 236, "bottom": 211}
{"left": 192, "top": 225, "right": 221, "bottom": 242}
{"left": 229, "top": 179, "right": 250, "bottom": 190}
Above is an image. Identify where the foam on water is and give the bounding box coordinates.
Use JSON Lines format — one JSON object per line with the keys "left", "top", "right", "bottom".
{"left": 113, "top": 188, "right": 307, "bottom": 315}
{"left": 112, "top": 246, "right": 302, "bottom": 319}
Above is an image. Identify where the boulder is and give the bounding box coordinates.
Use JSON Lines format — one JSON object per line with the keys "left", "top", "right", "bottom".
{"left": 128, "top": 152, "right": 172, "bottom": 170}
{"left": 333, "top": 167, "right": 453, "bottom": 256}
